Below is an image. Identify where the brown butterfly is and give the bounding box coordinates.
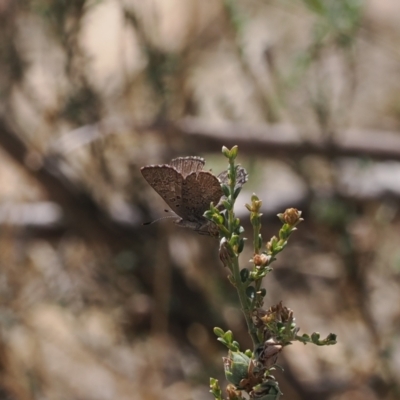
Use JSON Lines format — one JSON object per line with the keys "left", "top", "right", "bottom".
{"left": 141, "top": 156, "right": 248, "bottom": 235}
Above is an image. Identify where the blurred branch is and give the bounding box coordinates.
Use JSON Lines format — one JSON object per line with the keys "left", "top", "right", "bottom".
{"left": 0, "top": 117, "right": 235, "bottom": 357}
{"left": 0, "top": 117, "right": 140, "bottom": 246}
{"left": 52, "top": 116, "right": 400, "bottom": 162}
{"left": 223, "top": 0, "right": 281, "bottom": 123}
{"left": 172, "top": 117, "right": 400, "bottom": 161}
{"left": 2, "top": 115, "right": 400, "bottom": 237}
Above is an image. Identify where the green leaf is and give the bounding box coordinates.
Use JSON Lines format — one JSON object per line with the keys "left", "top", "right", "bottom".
{"left": 209, "top": 377, "right": 223, "bottom": 400}
{"left": 217, "top": 337, "right": 228, "bottom": 346}
{"left": 222, "top": 146, "right": 231, "bottom": 158}
{"left": 232, "top": 341, "right": 240, "bottom": 351}
{"left": 240, "top": 268, "right": 250, "bottom": 282}
{"left": 222, "top": 184, "right": 230, "bottom": 197}
{"left": 212, "top": 214, "right": 225, "bottom": 225}
{"left": 246, "top": 286, "right": 256, "bottom": 300}
{"left": 230, "top": 145, "right": 238, "bottom": 160}
{"left": 238, "top": 238, "right": 245, "bottom": 253}
{"left": 214, "top": 327, "right": 225, "bottom": 337}
{"left": 244, "top": 349, "right": 253, "bottom": 357}
{"left": 229, "top": 235, "right": 239, "bottom": 247}
{"left": 222, "top": 200, "right": 232, "bottom": 210}
{"left": 224, "top": 330, "right": 234, "bottom": 343}
{"left": 233, "top": 186, "right": 242, "bottom": 199}
{"left": 311, "top": 332, "right": 320, "bottom": 343}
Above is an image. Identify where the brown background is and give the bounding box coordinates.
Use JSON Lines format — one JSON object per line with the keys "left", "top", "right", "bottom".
{"left": 0, "top": 1, "right": 400, "bottom": 399}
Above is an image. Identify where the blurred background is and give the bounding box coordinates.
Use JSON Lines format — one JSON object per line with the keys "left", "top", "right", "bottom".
{"left": 0, "top": 0, "right": 400, "bottom": 399}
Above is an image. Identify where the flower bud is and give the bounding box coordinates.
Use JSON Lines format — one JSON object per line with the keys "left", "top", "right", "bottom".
{"left": 278, "top": 208, "right": 302, "bottom": 226}
{"left": 224, "top": 351, "right": 251, "bottom": 387}
{"left": 256, "top": 339, "right": 283, "bottom": 368}
{"left": 266, "top": 236, "right": 278, "bottom": 252}
{"left": 226, "top": 384, "right": 242, "bottom": 400}
{"left": 222, "top": 146, "right": 231, "bottom": 158}
{"left": 230, "top": 145, "right": 238, "bottom": 160}
{"left": 252, "top": 253, "right": 269, "bottom": 267}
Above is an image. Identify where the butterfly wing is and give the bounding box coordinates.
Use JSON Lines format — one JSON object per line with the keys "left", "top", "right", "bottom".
{"left": 141, "top": 158, "right": 227, "bottom": 236}
{"left": 140, "top": 165, "right": 184, "bottom": 217}
{"left": 169, "top": 156, "right": 205, "bottom": 178}
{"left": 217, "top": 166, "right": 248, "bottom": 189}
{"left": 180, "top": 171, "right": 223, "bottom": 222}
{"left": 175, "top": 218, "right": 219, "bottom": 236}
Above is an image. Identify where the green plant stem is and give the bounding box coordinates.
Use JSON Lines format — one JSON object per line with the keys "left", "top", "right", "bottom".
{"left": 226, "top": 159, "right": 259, "bottom": 349}
{"left": 231, "top": 256, "right": 259, "bottom": 348}
{"left": 227, "top": 161, "right": 236, "bottom": 231}
{"left": 250, "top": 214, "right": 262, "bottom": 315}
{"left": 252, "top": 279, "right": 262, "bottom": 302}
{"left": 253, "top": 222, "right": 260, "bottom": 254}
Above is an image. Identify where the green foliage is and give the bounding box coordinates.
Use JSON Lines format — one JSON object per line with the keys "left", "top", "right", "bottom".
{"left": 214, "top": 328, "right": 241, "bottom": 352}
{"left": 207, "top": 146, "right": 337, "bottom": 399}
{"left": 286, "top": 0, "right": 364, "bottom": 100}
{"left": 302, "top": 0, "right": 364, "bottom": 44}
{"left": 210, "top": 378, "right": 223, "bottom": 400}
{"left": 224, "top": 351, "right": 251, "bottom": 386}
{"left": 223, "top": 0, "right": 246, "bottom": 37}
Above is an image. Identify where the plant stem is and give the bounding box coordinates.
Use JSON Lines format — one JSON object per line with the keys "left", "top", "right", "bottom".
{"left": 226, "top": 159, "right": 259, "bottom": 349}
{"left": 231, "top": 256, "right": 259, "bottom": 348}
{"left": 253, "top": 221, "right": 260, "bottom": 255}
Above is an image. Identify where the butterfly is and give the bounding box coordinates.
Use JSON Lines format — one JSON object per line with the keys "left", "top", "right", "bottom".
{"left": 141, "top": 156, "right": 248, "bottom": 236}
